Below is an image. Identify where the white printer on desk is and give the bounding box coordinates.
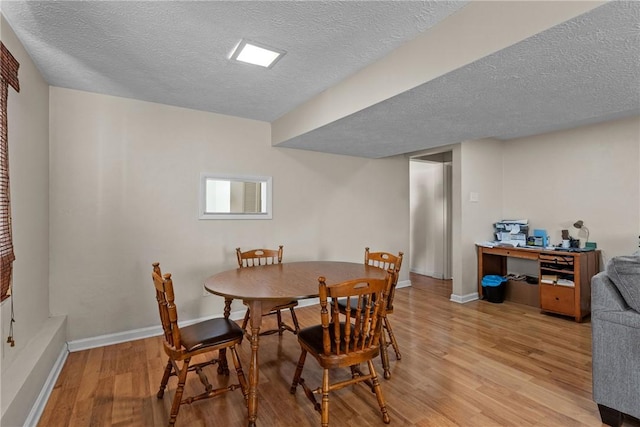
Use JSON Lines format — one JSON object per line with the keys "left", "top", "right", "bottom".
{"left": 494, "top": 219, "right": 528, "bottom": 247}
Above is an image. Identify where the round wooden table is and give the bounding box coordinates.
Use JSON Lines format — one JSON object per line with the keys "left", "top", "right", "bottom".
{"left": 204, "top": 261, "right": 387, "bottom": 427}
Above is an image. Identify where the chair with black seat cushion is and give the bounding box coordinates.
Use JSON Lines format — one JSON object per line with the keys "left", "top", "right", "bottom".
{"left": 236, "top": 245, "right": 300, "bottom": 336}
{"left": 290, "top": 272, "right": 394, "bottom": 426}
{"left": 152, "top": 262, "right": 248, "bottom": 426}
{"left": 337, "top": 248, "right": 403, "bottom": 379}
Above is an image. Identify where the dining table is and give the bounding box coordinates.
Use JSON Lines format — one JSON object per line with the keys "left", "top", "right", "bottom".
{"left": 203, "top": 260, "right": 388, "bottom": 427}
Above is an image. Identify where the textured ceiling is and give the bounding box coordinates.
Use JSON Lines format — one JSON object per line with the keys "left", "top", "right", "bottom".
{"left": 2, "top": 1, "right": 639, "bottom": 158}
{"left": 0, "top": 0, "right": 465, "bottom": 122}
{"left": 279, "top": 1, "right": 640, "bottom": 157}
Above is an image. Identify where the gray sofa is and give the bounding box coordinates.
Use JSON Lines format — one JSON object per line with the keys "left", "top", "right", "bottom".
{"left": 591, "top": 254, "right": 640, "bottom": 426}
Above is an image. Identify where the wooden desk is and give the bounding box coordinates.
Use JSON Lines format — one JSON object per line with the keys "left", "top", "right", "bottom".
{"left": 204, "top": 261, "right": 387, "bottom": 427}
{"left": 476, "top": 245, "right": 600, "bottom": 322}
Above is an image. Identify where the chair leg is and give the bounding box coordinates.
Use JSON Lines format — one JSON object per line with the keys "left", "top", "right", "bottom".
{"left": 217, "top": 348, "right": 230, "bottom": 375}
{"left": 157, "top": 358, "right": 174, "bottom": 398}
{"left": 290, "top": 307, "right": 301, "bottom": 334}
{"left": 384, "top": 317, "right": 401, "bottom": 360}
{"left": 278, "top": 307, "right": 299, "bottom": 335}
{"left": 230, "top": 345, "right": 249, "bottom": 402}
{"left": 350, "top": 364, "right": 359, "bottom": 379}
{"left": 367, "top": 360, "right": 390, "bottom": 424}
{"left": 241, "top": 308, "right": 251, "bottom": 332}
{"left": 321, "top": 368, "right": 330, "bottom": 427}
{"left": 169, "top": 358, "right": 191, "bottom": 426}
{"left": 276, "top": 310, "right": 284, "bottom": 335}
{"left": 379, "top": 332, "right": 391, "bottom": 380}
{"left": 597, "top": 404, "right": 623, "bottom": 427}
{"left": 290, "top": 349, "right": 307, "bottom": 393}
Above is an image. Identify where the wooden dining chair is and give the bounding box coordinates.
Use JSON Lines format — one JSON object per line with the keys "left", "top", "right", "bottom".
{"left": 236, "top": 245, "right": 300, "bottom": 335}
{"left": 290, "top": 273, "right": 394, "bottom": 426}
{"left": 151, "top": 263, "right": 248, "bottom": 426}
{"left": 337, "top": 248, "right": 404, "bottom": 379}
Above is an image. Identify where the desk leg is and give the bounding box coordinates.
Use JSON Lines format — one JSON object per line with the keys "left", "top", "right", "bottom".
{"left": 247, "top": 300, "right": 262, "bottom": 427}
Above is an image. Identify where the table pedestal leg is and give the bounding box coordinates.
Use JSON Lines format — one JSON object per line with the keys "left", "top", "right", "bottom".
{"left": 247, "top": 300, "right": 262, "bottom": 427}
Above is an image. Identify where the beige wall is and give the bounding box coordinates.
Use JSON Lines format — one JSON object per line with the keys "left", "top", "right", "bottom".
{"left": 1, "top": 15, "right": 66, "bottom": 426}
{"left": 411, "top": 139, "right": 505, "bottom": 300}
{"left": 49, "top": 87, "right": 410, "bottom": 341}
{"left": 456, "top": 139, "right": 505, "bottom": 298}
{"left": 450, "top": 117, "right": 639, "bottom": 300}
{"left": 501, "top": 116, "right": 640, "bottom": 261}
{"left": 424, "top": 118, "right": 639, "bottom": 301}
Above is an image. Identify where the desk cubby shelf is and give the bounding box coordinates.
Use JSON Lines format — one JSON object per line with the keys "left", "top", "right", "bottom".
{"left": 477, "top": 245, "right": 600, "bottom": 322}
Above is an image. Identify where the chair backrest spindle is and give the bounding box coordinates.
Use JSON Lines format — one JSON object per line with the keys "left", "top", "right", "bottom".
{"left": 236, "top": 245, "right": 283, "bottom": 268}
{"left": 319, "top": 272, "right": 393, "bottom": 357}
{"left": 365, "top": 248, "right": 403, "bottom": 312}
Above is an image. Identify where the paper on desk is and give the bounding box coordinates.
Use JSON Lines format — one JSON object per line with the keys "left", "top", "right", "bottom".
{"left": 510, "top": 225, "right": 521, "bottom": 234}
{"left": 496, "top": 241, "right": 522, "bottom": 247}
{"left": 501, "top": 219, "right": 528, "bottom": 224}
{"left": 556, "top": 279, "right": 575, "bottom": 287}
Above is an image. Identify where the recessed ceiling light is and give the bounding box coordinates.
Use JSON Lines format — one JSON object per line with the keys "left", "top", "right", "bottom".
{"left": 230, "top": 39, "right": 286, "bottom": 69}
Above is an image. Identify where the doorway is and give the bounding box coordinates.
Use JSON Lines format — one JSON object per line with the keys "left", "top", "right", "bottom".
{"left": 409, "top": 152, "right": 452, "bottom": 279}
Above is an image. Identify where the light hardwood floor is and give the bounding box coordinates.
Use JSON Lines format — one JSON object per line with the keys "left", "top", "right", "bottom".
{"left": 38, "top": 274, "right": 639, "bottom": 426}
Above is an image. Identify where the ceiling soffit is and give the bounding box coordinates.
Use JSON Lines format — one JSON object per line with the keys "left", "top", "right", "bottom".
{"left": 276, "top": 1, "right": 640, "bottom": 158}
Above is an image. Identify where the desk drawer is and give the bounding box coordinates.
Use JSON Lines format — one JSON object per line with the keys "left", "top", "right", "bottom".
{"left": 482, "top": 247, "right": 539, "bottom": 260}
{"left": 540, "top": 284, "right": 575, "bottom": 315}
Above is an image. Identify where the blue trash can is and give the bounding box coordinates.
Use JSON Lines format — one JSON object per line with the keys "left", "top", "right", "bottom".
{"left": 482, "top": 275, "right": 507, "bottom": 303}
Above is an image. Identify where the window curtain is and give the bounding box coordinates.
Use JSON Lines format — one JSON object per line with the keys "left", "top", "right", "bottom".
{"left": 0, "top": 42, "right": 20, "bottom": 303}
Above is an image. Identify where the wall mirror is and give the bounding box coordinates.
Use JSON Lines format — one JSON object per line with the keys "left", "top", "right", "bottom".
{"left": 199, "top": 174, "right": 272, "bottom": 220}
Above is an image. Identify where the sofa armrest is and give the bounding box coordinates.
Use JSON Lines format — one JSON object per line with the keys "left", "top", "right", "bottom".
{"left": 594, "top": 307, "right": 640, "bottom": 329}
{"left": 592, "top": 272, "right": 629, "bottom": 313}
{"left": 592, "top": 272, "right": 640, "bottom": 420}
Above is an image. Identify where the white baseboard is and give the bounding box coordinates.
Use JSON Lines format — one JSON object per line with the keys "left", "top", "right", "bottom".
{"left": 397, "top": 279, "right": 411, "bottom": 289}
{"left": 296, "top": 297, "right": 320, "bottom": 307}
{"left": 68, "top": 324, "right": 164, "bottom": 352}
{"left": 450, "top": 292, "right": 479, "bottom": 304}
{"left": 409, "top": 269, "right": 450, "bottom": 280}
{"left": 23, "top": 344, "right": 69, "bottom": 427}
{"left": 68, "top": 298, "right": 323, "bottom": 352}
{"left": 68, "top": 310, "right": 242, "bottom": 352}
{"left": 409, "top": 267, "right": 429, "bottom": 276}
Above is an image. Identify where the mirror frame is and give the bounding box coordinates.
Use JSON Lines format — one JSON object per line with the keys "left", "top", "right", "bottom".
{"left": 199, "top": 173, "right": 272, "bottom": 220}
